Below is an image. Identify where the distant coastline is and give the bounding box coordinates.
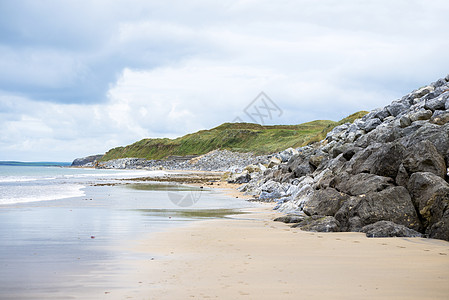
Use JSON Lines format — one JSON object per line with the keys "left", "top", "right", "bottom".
{"left": 0, "top": 161, "right": 71, "bottom": 167}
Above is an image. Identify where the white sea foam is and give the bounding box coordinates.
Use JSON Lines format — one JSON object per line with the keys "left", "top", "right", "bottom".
{"left": 0, "top": 166, "right": 165, "bottom": 205}
{"left": 0, "top": 176, "right": 39, "bottom": 183}
{"left": 0, "top": 184, "right": 85, "bottom": 205}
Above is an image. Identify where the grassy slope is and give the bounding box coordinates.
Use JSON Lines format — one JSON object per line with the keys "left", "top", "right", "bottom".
{"left": 101, "top": 111, "right": 368, "bottom": 161}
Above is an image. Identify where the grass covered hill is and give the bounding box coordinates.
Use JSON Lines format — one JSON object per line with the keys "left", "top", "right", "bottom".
{"left": 101, "top": 111, "right": 367, "bottom": 161}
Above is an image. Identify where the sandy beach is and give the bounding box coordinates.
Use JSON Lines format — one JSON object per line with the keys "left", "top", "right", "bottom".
{"left": 108, "top": 186, "right": 449, "bottom": 300}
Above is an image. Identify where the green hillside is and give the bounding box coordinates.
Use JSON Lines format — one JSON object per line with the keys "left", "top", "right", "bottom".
{"left": 101, "top": 111, "right": 367, "bottom": 161}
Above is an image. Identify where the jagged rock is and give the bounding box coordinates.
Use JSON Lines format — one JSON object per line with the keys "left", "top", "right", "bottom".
{"left": 399, "top": 115, "right": 411, "bottom": 128}
{"left": 354, "top": 124, "right": 401, "bottom": 147}
{"left": 400, "top": 123, "right": 449, "bottom": 158}
{"left": 373, "top": 107, "right": 391, "bottom": 121}
{"left": 402, "top": 140, "right": 447, "bottom": 179}
{"left": 386, "top": 101, "right": 410, "bottom": 117}
{"left": 276, "top": 183, "right": 313, "bottom": 213}
{"left": 292, "top": 216, "right": 340, "bottom": 232}
{"left": 259, "top": 191, "right": 282, "bottom": 201}
{"left": 293, "top": 162, "right": 314, "bottom": 178}
{"left": 313, "top": 168, "right": 335, "bottom": 189}
{"left": 336, "top": 173, "right": 394, "bottom": 196}
{"left": 362, "top": 118, "right": 382, "bottom": 132}
{"left": 430, "top": 111, "right": 449, "bottom": 125}
{"left": 303, "top": 188, "right": 349, "bottom": 216}
{"left": 396, "top": 163, "right": 409, "bottom": 187}
{"left": 331, "top": 143, "right": 353, "bottom": 159}
{"left": 424, "top": 91, "right": 449, "bottom": 111}
{"left": 409, "top": 109, "right": 433, "bottom": 122}
{"left": 361, "top": 221, "right": 423, "bottom": 238}
{"left": 267, "top": 156, "right": 282, "bottom": 168}
{"left": 427, "top": 211, "right": 449, "bottom": 241}
{"left": 273, "top": 214, "right": 306, "bottom": 223}
{"left": 342, "top": 146, "right": 362, "bottom": 161}
{"left": 407, "top": 172, "right": 449, "bottom": 233}
{"left": 335, "top": 186, "right": 420, "bottom": 232}
{"left": 412, "top": 85, "right": 434, "bottom": 99}
{"left": 350, "top": 142, "right": 406, "bottom": 178}
{"left": 309, "top": 153, "right": 327, "bottom": 168}
{"left": 227, "top": 171, "right": 251, "bottom": 184}
{"left": 279, "top": 148, "right": 299, "bottom": 162}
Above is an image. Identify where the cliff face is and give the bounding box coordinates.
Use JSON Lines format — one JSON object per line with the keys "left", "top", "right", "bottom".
{"left": 241, "top": 75, "right": 449, "bottom": 241}
{"left": 71, "top": 154, "right": 104, "bottom": 167}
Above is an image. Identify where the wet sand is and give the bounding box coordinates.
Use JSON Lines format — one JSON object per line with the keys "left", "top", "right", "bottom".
{"left": 108, "top": 205, "right": 449, "bottom": 300}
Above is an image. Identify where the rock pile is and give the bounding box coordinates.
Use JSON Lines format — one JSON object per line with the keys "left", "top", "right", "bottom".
{"left": 240, "top": 75, "right": 449, "bottom": 241}
{"left": 95, "top": 149, "right": 269, "bottom": 172}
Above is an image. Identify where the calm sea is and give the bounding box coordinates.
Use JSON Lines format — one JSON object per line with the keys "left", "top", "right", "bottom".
{"left": 0, "top": 163, "right": 256, "bottom": 298}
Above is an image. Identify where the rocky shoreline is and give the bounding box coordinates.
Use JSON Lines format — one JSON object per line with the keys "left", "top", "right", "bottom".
{"left": 74, "top": 149, "right": 271, "bottom": 173}
{"left": 238, "top": 74, "right": 449, "bottom": 241}
{"left": 73, "top": 75, "right": 449, "bottom": 241}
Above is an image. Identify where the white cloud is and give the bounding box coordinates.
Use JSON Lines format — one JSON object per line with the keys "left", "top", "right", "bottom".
{"left": 1, "top": 0, "right": 449, "bottom": 161}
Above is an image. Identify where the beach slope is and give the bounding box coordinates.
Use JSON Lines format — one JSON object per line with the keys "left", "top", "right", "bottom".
{"left": 117, "top": 207, "right": 449, "bottom": 300}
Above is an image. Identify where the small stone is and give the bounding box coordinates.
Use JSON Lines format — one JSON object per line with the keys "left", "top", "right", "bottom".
{"left": 399, "top": 115, "right": 411, "bottom": 128}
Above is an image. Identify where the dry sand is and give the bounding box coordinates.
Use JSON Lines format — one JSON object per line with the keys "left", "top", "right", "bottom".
{"left": 107, "top": 203, "right": 449, "bottom": 300}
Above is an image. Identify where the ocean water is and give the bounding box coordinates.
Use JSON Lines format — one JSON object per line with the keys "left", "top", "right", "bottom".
{"left": 0, "top": 164, "right": 166, "bottom": 205}
{"left": 0, "top": 163, "right": 256, "bottom": 298}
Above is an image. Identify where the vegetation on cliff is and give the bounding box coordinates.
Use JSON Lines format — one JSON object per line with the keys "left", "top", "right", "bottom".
{"left": 101, "top": 111, "right": 367, "bottom": 161}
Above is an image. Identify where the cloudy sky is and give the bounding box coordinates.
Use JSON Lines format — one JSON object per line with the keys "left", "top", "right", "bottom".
{"left": 1, "top": 0, "right": 449, "bottom": 161}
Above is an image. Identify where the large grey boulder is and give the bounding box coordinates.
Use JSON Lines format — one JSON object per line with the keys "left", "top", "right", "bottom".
{"left": 274, "top": 214, "right": 306, "bottom": 224}
{"left": 409, "top": 109, "right": 433, "bottom": 122}
{"left": 293, "top": 162, "right": 315, "bottom": 178}
{"left": 386, "top": 101, "right": 410, "bottom": 117}
{"left": 361, "top": 118, "right": 382, "bottom": 132}
{"left": 424, "top": 91, "right": 449, "bottom": 111}
{"left": 335, "top": 186, "right": 420, "bottom": 232}
{"left": 292, "top": 216, "right": 340, "bottom": 232}
{"left": 227, "top": 171, "right": 251, "bottom": 184}
{"left": 350, "top": 142, "right": 406, "bottom": 178}
{"left": 402, "top": 140, "right": 447, "bottom": 179}
{"left": 361, "top": 221, "right": 423, "bottom": 238}
{"left": 355, "top": 124, "right": 402, "bottom": 148}
{"left": 407, "top": 172, "right": 449, "bottom": 234}
{"left": 401, "top": 123, "right": 449, "bottom": 158}
{"left": 426, "top": 211, "right": 449, "bottom": 241}
{"left": 303, "top": 188, "right": 349, "bottom": 216}
{"left": 336, "top": 173, "right": 394, "bottom": 196}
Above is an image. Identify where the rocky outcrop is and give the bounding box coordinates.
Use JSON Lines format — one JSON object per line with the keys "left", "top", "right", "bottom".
{"left": 240, "top": 74, "right": 449, "bottom": 241}
{"left": 71, "top": 154, "right": 104, "bottom": 167}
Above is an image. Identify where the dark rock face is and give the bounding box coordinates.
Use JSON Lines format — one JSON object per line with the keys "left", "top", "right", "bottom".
{"left": 335, "top": 187, "right": 420, "bottom": 232}
{"left": 71, "top": 154, "right": 103, "bottom": 167}
{"left": 403, "top": 140, "right": 447, "bottom": 179}
{"left": 336, "top": 173, "right": 394, "bottom": 196}
{"left": 303, "top": 188, "right": 349, "bottom": 216}
{"left": 407, "top": 172, "right": 449, "bottom": 239}
{"left": 361, "top": 221, "right": 423, "bottom": 238}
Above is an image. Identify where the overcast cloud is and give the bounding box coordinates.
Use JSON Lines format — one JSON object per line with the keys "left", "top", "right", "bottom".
{"left": 1, "top": 0, "right": 449, "bottom": 161}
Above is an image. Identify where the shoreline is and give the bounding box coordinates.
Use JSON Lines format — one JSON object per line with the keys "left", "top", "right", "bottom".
{"left": 104, "top": 182, "right": 449, "bottom": 299}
